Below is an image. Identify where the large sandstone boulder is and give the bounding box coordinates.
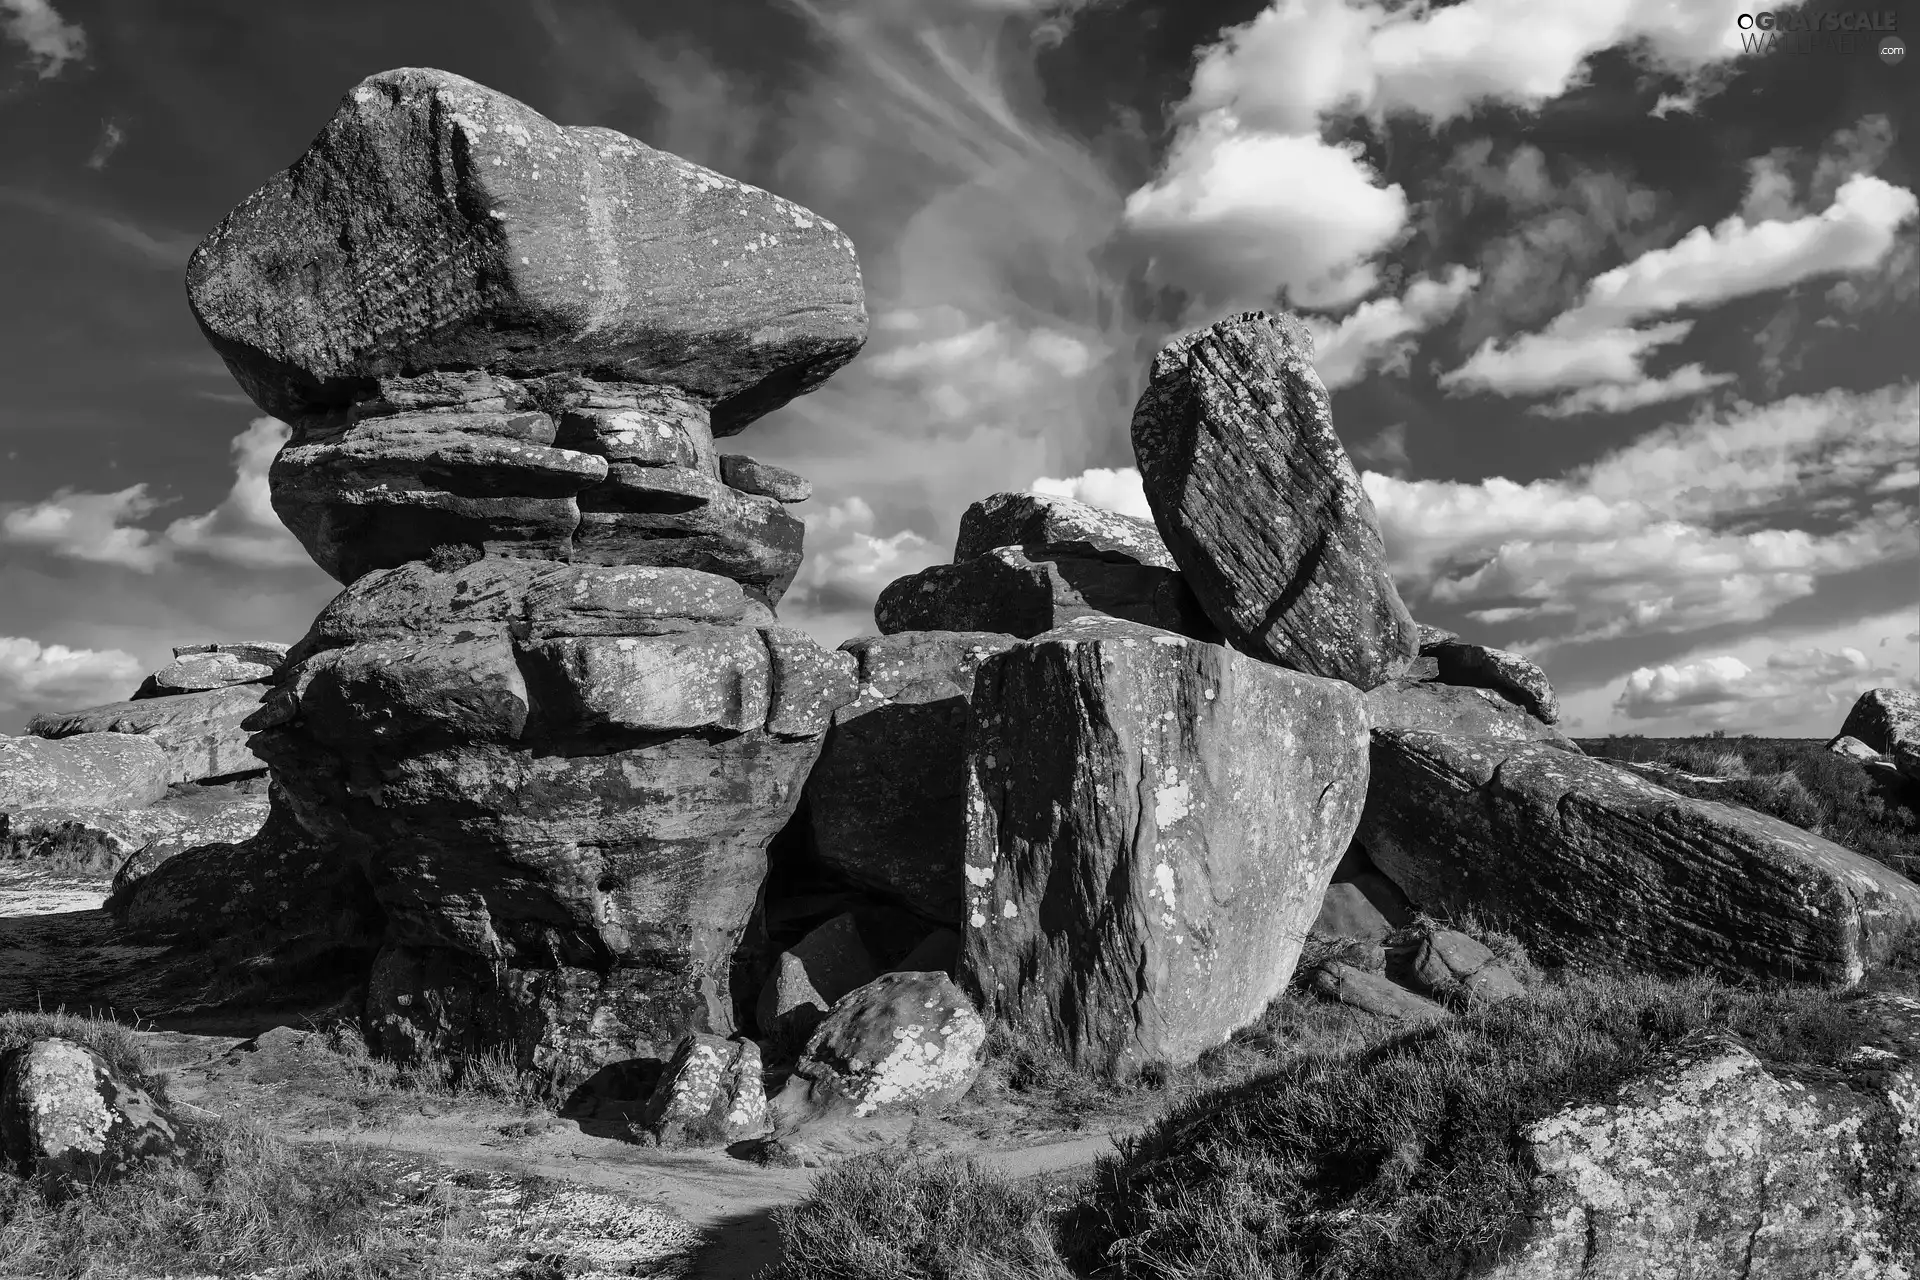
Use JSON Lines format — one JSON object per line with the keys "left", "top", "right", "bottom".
{"left": 773, "top": 971, "right": 986, "bottom": 1124}
{"left": 31, "top": 683, "right": 272, "bottom": 784}
{"left": 1479, "top": 994, "right": 1920, "bottom": 1279}
{"left": 954, "top": 491, "right": 1177, "bottom": 569}
{"left": 0, "top": 1039, "right": 180, "bottom": 1182}
{"left": 1420, "top": 640, "right": 1560, "bottom": 724}
{"left": 1129, "top": 311, "right": 1417, "bottom": 691}
{"left": 1364, "top": 677, "right": 1578, "bottom": 750}
{"left": 634, "top": 1033, "right": 768, "bottom": 1148}
{"left": 251, "top": 559, "right": 857, "bottom": 1081}
{"left": 960, "top": 616, "right": 1371, "bottom": 1072}
{"left": 1833, "top": 687, "right": 1920, "bottom": 783}
{"left": 0, "top": 733, "right": 172, "bottom": 812}
{"left": 1361, "top": 730, "right": 1920, "bottom": 985}
{"left": 132, "top": 645, "right": 284, "bottom": 699}
{"left": 806, "top": 631, "right": 1019, "bottom": 924}
{"left": 187, "top": 67, "right": 866, "bottom": 436}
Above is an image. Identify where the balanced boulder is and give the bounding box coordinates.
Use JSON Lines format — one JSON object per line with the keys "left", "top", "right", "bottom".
{"left": 133, "top": 644, "right": 284, "bottom": 699}
{"left": 954, "top": 491, "right": 1177, "bottom": 569}
{"left": 960, "top": 616, "right": 1370, "bottom": 1072}
{"left": 1361, "top": 730, "right": 1920, "bottom": 986}
{"left": 1129, "top": 312, "right": 1416, "bottom": 691}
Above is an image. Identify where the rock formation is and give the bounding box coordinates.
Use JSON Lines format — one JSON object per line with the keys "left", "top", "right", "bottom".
{"left": 0, "top": 734, "right": 171, "bottom": 812}
{"left": 185, "top": 67, "right": 868, "bottom": 1086}
{"left": 960, "top": 616, "right": 1370, "bottom": 1072}
{"left": 1833, "top": 687, "right": 1920, "bottom": 783}
{"left": 0, "top": 1038, "right": 179, "bottom": 1183}
{"left": 773, "top": 971, "right": 986, "bottom": 1124}
{"left": 1130, "top": 312, "right": 1417, "bottom": 690}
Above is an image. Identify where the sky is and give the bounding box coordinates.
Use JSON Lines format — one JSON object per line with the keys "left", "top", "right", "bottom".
{"left": 0, "top": 0, "right": 1914, "bottom": 738}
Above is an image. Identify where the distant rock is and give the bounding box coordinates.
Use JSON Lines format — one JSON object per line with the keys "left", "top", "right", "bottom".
{"left": 774, "top": 972, "right": 986, "bottom": 1124}
{"left": 807, "top": 631, "right": 1019, "bottom": 924}
{"left": 961, "top": 617, "right": 1370, "bottom": 1072}
{"left": 1361, "top": 730, "right": 1920, "bottom": 986}
{"left": 954, "top": 491, "right": 1177, "bottom": 569}
{"left": 187, "top": 67, "right": 866, "bottom": 436}
{"left": 0, "top": 733, "right": 171, "bottom": 812}
{"left": 1129, "top": 311, "right": 1417, "bottom": 691}
{"left": 6, "top": 782, "right": 270, "bottom": 879}
{"left": 1479, "top": 994, "right": 1920, "bottom": 1280}
{"left": 876, "top": 546, "right": 1216, "bottom": 642}
{"left": 1833, "top": 688, "right": 1920, "bottom": 783}
{"left": 0, "top": 1039, "right": 180, "bottom": 1182}
{"left": 133, "top": 647, "right": 282, "bottom": 699}
{"left": 171, "top": 641, "right": 291, "bottom": 667}
{"left": 634, "top": 1034, "right": 768, "bottom": 1148}
{"left": 31, "top": 683, "right": 272, "bottom": 784}
{"left": 720, "top": 455, "right": 812, "bottom": 503}
{"left": 1422, "top": 640, "right": 1560, "bottom": 724}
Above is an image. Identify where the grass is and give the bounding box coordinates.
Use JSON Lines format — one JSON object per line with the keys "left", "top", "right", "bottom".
{"left": 766, "top": 950, "right": 1920, "bottom": 1280}
{"left": 1580, "top": 734, "right": 1920, "bottom": 877}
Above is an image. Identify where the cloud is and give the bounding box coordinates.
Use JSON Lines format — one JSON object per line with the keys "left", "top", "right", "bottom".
{"left": 1029, "top": 465, "right": 1153, "bottom": 519}
{"left": 86, "top": 119, "right": 124, "bottom": 170}
{"left": 0, "top": 637, "right": 141, "bottom": 725}
{"left": 1612, "top": 644, "right": 1910, "bottom": 728}
{"left": 1443, "top": 175, "right": 1918, "bottom": 403}
{"left": 781, "top": 497, "right": 945, "bottom": 643}
{"left": 1, "top": 418, "right": 309, "bottom": 572}
{"left": 1, "top": 0, "right": 84, "bottom": 79}
{"left": 1532, "top": 363, "right": 1737, "bottom": 418}
{"left": 1367, "top": 383, "right": 1920, "bottom": 650}
{"left": 1615, "top": 656, "right": 1753, "bottom": 716}
{"left": 1350, "top": 423, "right": 1410, "bottom": 475}
{"left": 1304, "top": 266, "right": 1479, "bottom": 389}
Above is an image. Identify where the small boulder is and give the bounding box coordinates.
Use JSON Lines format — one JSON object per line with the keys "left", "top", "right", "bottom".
{"left": 719, "top": 455, "right": 812, "bottom": 503}
{"left": 1829, "top": 735, "right": 1883, "bottom": 763}
{"left": 634, "top": 1034, "right": 768, "bottom": 1148}
{"left": 1423, "top": 640, "right": 1560, "bottom": 724}
{"left": 1129, "top": 311, "right": 1417, "bottom": 691}
{"left": 0, "top": 1039, "right": 180, "bottom": 1182}
{"left": 1305, "top": 963, "right": 1451, "bottom": 1024}
{"left": 953, "top": 491, "right": 1177, "bottom": 569}
{"left": 172, "top": 641, "right": 291, "bottom": 668}
{"left": 1385, "top": 925, "right": 1525, "bottom": 1005}
{"left": 1312, "top": 844, "right": 1415, "bottom": 942}
{"left": 0, "top": 733, "right": 171, "bottom": 812}
{"left": 1833, "top": 688, "right": 1920, "bottom": 783}
{"left": 133, "top": 649, "right": 279, "bottom": 699}
{"left": 756, "top": 913, "right": 876, "bottom": 1042}
{"left": 875, "top": 546, "right": 1216, "bottom": 642}
{"left": 774, "top": 972, "right": 986, "bottom": 1123}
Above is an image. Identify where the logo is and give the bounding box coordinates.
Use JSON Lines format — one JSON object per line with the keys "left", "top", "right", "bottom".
{"left": 1884, "top": 34, "right": 1908, "bottom": 64}
{"left": 1735, "top": 9, "right": 1902, "bottom": 57}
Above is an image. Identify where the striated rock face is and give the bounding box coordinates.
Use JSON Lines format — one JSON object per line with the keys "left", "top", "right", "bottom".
{"left": 187, "top": 67, "right": 865, "bottom": 436}
{"left": 0, "top": 733, "right": 172, "bottom": 812}
{"left": 32, "top": 683, "right": 272, "bottom": 784}
{"left": 1363, "top": 731, "right": 1920, "bottom": 986}
{"left": 0, "top": 1039, "right": 179, "bottom": 1183}
{"left": 134, "top": 646, "right": 283, "bottom": 699}
{"left": 807, "top": 632, "right": 1019, "bottom": 925}
{"left": 774, "top": 972, "right": 986, "bottom": 1124}
{"left": 1834, "top": 687, "right": 1920, "bottom": 783}
{"left": 960, "top": 617, "right": 1370, "bottom": 1072}
{"left": 1130, "top": 312, "right": 1416, "bottom": 691}
{"left": 1364, "top": 677, "right": 1577, "bottom": 750}
{"left": 1478, "top": 994, "right": 1920, "bottom": 1280}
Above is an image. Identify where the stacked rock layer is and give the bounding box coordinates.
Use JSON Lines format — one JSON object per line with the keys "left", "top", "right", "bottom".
{"left": 189, "top": 67, "right": 867, "bottom": 1083}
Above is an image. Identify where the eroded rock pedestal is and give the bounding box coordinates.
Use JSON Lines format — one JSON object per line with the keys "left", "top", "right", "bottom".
{"left": 188, "top": 67, "right": 867, "bottom": 1085}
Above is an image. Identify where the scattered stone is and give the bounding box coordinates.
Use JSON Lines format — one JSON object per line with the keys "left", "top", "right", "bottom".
{"left": 807, "top": 632, "right": 1019, "bottom": 924}
{"left": 1361, "top": 730, "right": 1920, "bottom": 986}
{"left": 0, "top": 1038, "right": 180, "bottom": 1182}
{"left": 756, "top": 913, "right": 877, "bottom": 1042}
{"left": 961, "top": 616, "right": 1370, "bottom": 1072}
{"left": 775, "top": 972, "right": 986, "bottom": 1123}
{"left": 187, "top": 67, "right": 866, "bottom": 436}
{"left": 1305, "top": 962, "right": 1450, "bottom": 1023}
{"left": 1480, "top": 994, "right": 1920, "bottom": 1280}
{"left": 1829, "top": 735, "right": 1883, "bottom": 763}
{"left": 31, "top": 684, "right": 273, "bottom": 785}
{"left": 133, "top": 649, "right": 278, "bottom": 699}
{"left": 1833, "top": 688, "right": 1920, "bottom": 784}
{"left": 720, "top": 454, "right": 812, "bottom": 502}
{"left": 953, "top": 491, "right": 1177, "bottom": 569}
{"left": 1129, "top": 311, "right": 1417, "bottom": 691}
{"left": 634, "top": 1033, "right": 769, "bottom": 1148}
{"left": 876, "top": 546, "right": 1216, "bottom": 641}
{"left": 1422, "top": 640, "right": 1560, "bottom": 724}
{"left": 0, "top": 733, "right": 171, "bottom": 812}
{"left": 1386, "top": 925, "right": 1526, "bottom": 1006}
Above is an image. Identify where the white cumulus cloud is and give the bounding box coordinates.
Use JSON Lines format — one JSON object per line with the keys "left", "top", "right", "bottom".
{"left": 0, "top": 636, "right": 141, "bottom": 724}
{"left": 1305, "top": 265, "right": 1479, "bottom": 389}
{"left": 1029, "top": 466, "right": 1154, "bottom": 520}
{"left": 1, "top": 0, "right": 85, "bottom": 79}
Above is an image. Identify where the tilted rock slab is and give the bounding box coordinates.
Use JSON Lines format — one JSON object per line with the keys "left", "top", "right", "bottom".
{"left": 251, "top": 558, "right": 857, "bottom": 1081}
{"left": 32, "top": 683, "right": 272, "bottom": 784}
{"left": 1422, "top": 640, "right": 1561, "bottom": 724}
{"left": 1362, "top": 730, "right": 1920, "bottom": 985}
{"left": 133, "top": 648, "right": 280, "bottom": 699}
{"left": 1477, "top": 994, "right": 1920, "bottom": 1280}
{"left": 187, "top": 67, "right": 866, "bottom": 435}
{"left": 960, "top": 616, "right": 1370, "bottom": 1072}
{"left": 774, "top": 971, "right": 986, "bottom": 1124}
{"left": 1364, "top": 676, "right": 1578, "bottom": 751}
{"left": 876, "top": 546, "right": 1216, "bottom": 642}
{"left": 0, "top": 1038, "right": 179, "bottom": 1182}
{"left": 1834, "top": 687, "right": 1920, "bottom": 784}
{"left": 1130, "top": 311, "right": 1416, "bottom": 690}
{"left": 954, "top": 491, "right": 1177, "bottom": 569}
{"left": 806, "top": 631, "right": 1019, "bottom": 925}
{"left": 0, "top": 732, "right": 172, "bottom": 812}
